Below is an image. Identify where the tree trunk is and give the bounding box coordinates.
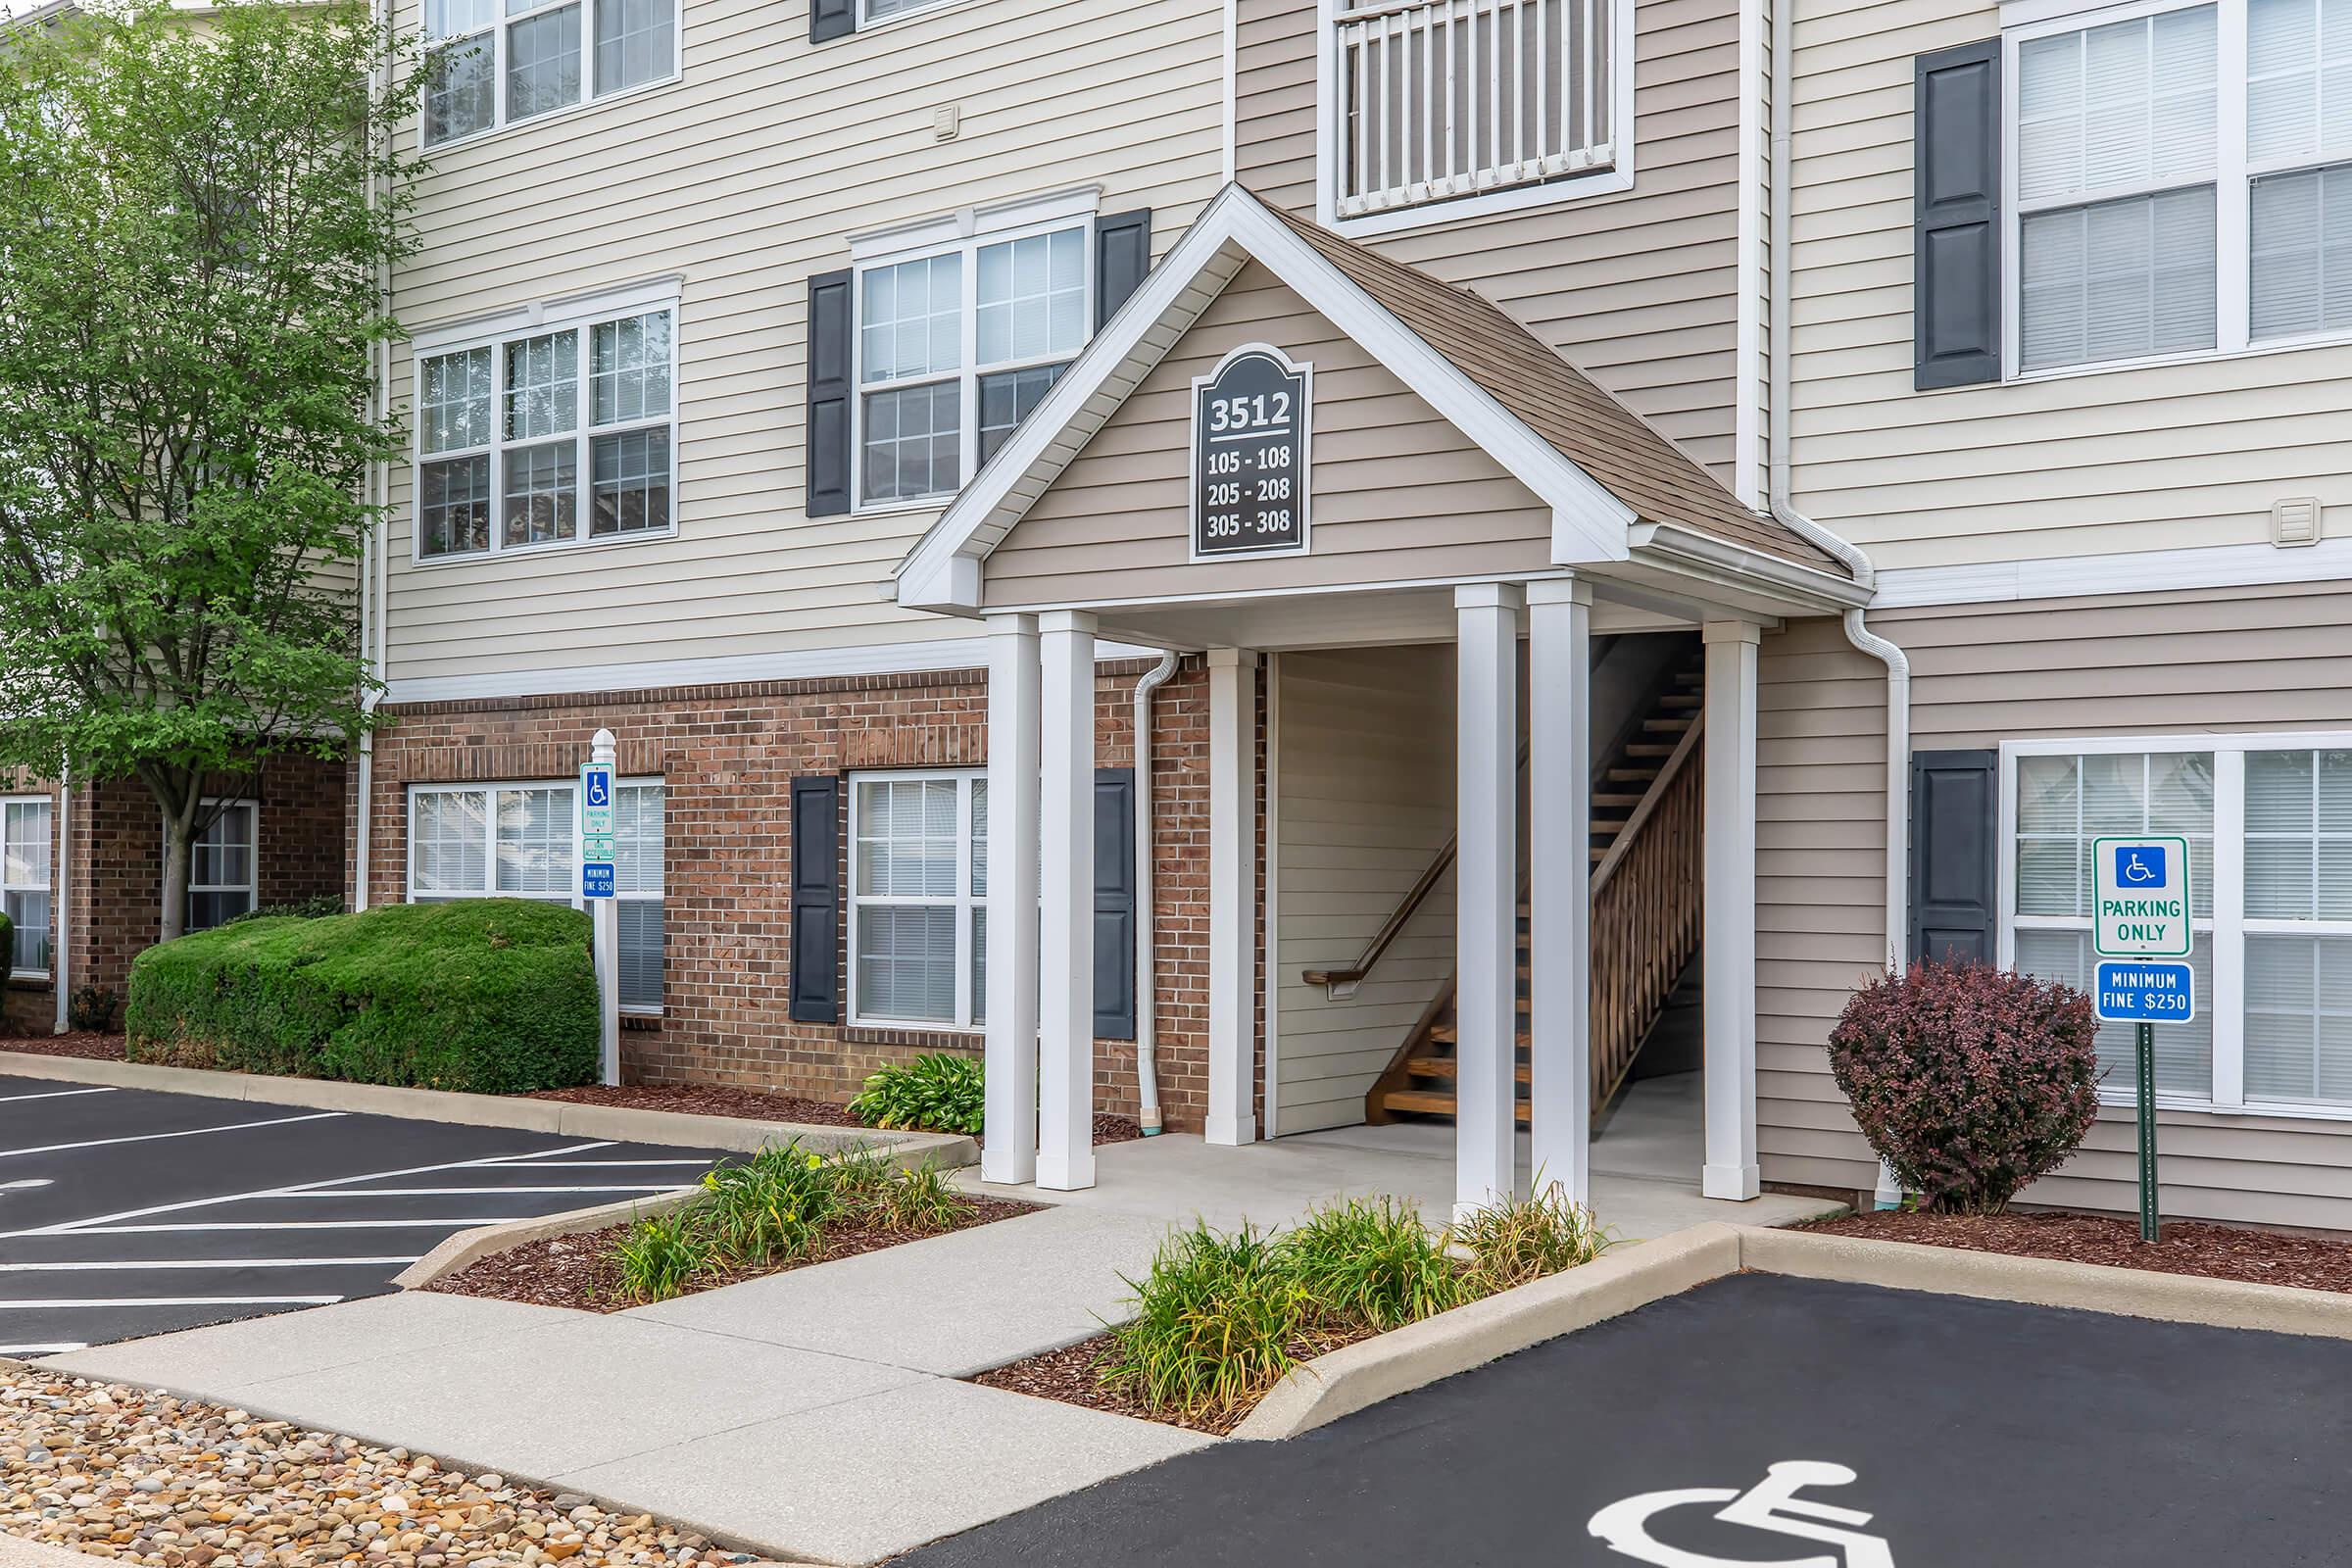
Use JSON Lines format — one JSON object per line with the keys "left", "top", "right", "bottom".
{"left": 159, "top": 813, "right": 192, "bottom": 945}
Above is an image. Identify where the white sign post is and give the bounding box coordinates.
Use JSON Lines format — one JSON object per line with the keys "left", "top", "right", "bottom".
{"left": 583, "top": 733, "right": 619, "bottom": 1087}
{"left": 2091, "top": 834, "right": 2193, "bottom": 1243}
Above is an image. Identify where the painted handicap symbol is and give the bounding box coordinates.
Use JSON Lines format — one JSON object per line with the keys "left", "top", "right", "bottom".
{"left": 1588, "top": 1461, "right": 1895, "bottom": 1568}
{"left": 2118, "top": 846, "right": 2163, "bottom": 885}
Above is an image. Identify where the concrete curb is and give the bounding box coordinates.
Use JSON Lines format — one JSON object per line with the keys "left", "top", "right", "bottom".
{"left": 1230, "top": 1223, "right": 1743, "bottom": 1441}
{"left": 390, "top": 1188, "right": 707, "bottom": 1290}
{"left": 1739, "top": 1224, "right": 2352, "bottom": 1340}
{"left": 0, "top": 1050, "right": 976, "bottom": 1167}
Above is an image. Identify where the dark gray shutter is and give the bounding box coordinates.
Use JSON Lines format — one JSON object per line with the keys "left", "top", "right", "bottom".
{"left": 809, "top": 0, "right": 854, "bottom": 42}
{"left": 789, "top": 775, "right": 841, "bottom": 1022}
{"left": 1094, "top": 209, "right": 1152, "bottom": 331}
{"left": 1093, "top": 767, "right": 1138, "bottom": 1040}
{"left": 1910, "top": 749, "right": 1998, "bottom": 967}
{"left": 1914, "top": 39, "right": 2002, "bottom": 390}
{"left": 806, "top": 269, "right": 854, "bottom": 517}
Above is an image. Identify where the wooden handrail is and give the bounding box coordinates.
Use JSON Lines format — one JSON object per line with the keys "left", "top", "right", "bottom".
{"left": 1588, "top": 719, "right": 1706, "bottom": 1111}
{"left": 1591, "top": 713, "right": 1702, "bottom": 894}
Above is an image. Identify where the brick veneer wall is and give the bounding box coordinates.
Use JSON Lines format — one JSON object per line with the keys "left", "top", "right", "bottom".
{"left": 366, "top": 657, "right": 1250, "bottom": 1132}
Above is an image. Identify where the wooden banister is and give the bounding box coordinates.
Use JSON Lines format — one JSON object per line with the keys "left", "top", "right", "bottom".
{"left": 1587, "top": 714, "right": 1705, "bottom": 1110}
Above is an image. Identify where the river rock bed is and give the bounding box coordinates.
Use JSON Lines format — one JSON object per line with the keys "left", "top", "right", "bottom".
{"left": 0, "top": 1369, "right": 781, "bottom": 1567}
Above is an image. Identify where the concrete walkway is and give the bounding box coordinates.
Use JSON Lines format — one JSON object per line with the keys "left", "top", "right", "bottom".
{"left": 42, "top": 1206, "right": 1202, "bottom": 1567}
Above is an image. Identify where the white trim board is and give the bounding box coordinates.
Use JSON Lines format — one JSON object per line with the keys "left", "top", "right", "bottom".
{"left": 383, "top": 637, "right": 1167, "bottom": 706}
{"left": 1869, "top": 536, "right": 2352, "bottom": 610}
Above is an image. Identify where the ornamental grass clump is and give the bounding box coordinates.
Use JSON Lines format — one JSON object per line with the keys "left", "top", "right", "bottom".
{"left": 700, "top": 1142, "right": 838, "bottom": 1265}
{"left": 1448, "top": 1182, "right": 1612, "bottom": 1295}
{"left": 1102, "top": 1223, "right": 1308, "bottom": 1420}
{"left": 1282, "top": 1197, "right": 1467, "bottom": 1331}
{"left": 612, "top": 1207, "right": 708, "bottom": 1304}
{"left": 1829, "top": 958, "right": 2100, "bottom": 1214}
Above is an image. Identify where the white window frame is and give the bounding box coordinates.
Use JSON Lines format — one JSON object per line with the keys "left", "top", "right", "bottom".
{"left": 1998, "top": 730, "right": 2352, "bottom": 1122}
{"left": 175, "top": 799, "right": 260, "bottom": 934}
{"left": 848, "top": 188, "right": 1100, "bottom": 515}
{"left": 1311, "top": 0, "right": 1638, "bottom": 238}
{"left": 420, "top": 0, "right": 682, "bottom": 151}
{"left": 2000, "top": 0, "right": 2352, "bottom": 378}
{"left": 1, "top": 795, "right": 53, "bottom": 979}
{"left": 856, "top": 0, "right": 961, "bottom": 27}
{"left": 846, "top": 767, "right": 986, "bottom": 1033}
{"left": 410, "top": 280, "right": 682, "bottom": 566}
{"left": 405, "top": 777, "right": 666, "bottom": 1014}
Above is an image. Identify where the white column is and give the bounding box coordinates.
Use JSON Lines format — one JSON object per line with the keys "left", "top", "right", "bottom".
{"left": 1036, "top": 611, "right": 1098, "bottom": 1192}
{"left": 1454, "top": 582, "right": 1524, "bottom": 1220}
{"left": 981, "top": 613, "right": 1043, "bottom": 1186}
{"left": 591, "top": 728, "right": 620, "bottom": 1087}
{"left": 1205, "top": 647, "right": 1260, "bottom": 1148}
{"left": 1702, "top": 620, "right": 1761, "bottom": 1201}
{"left": 1526, "top": 579, "right": 1592, "bottom": 1205}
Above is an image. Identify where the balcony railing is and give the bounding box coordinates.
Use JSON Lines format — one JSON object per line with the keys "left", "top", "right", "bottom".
{"left": 1334, "top": 0, "right": 1614, "bottom": 220}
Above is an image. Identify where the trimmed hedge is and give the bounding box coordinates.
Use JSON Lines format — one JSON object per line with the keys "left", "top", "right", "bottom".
{"left": 125, "top": 899, "right": 599, "bottom": 1094}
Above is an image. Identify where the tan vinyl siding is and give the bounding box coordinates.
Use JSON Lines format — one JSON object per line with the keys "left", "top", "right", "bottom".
{"left": 1758, "top": 583, "right": 2352, "bottom": 1229}
{"left": 1788, "top": 0, "right": 2352, "bottom": 570}
{"left": 1234, "top": 0, "right": 1748, "bottom": 480}
{"left": 381, "top": 0, "right": 1225, "bottom": 687}
{"left": 980, "top": 264, "right": 1557, "bottom": 608}
{"left": 1273, "top": 645, "right": 1456, "bottom": 1134}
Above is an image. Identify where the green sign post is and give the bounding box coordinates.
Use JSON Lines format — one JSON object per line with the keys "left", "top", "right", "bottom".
{"left": 2091, "top": 836, "right": 2194, "bottom": 1245}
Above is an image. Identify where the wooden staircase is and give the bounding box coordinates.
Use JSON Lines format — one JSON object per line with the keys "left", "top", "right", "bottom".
{"left": 1360, "top": 657, "right": 1707, "bottom": 1126}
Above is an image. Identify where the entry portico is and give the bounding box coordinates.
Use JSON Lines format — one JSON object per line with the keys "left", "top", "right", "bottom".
{"left": 898, "top": 184, "right": 1867, "bottom": 1215}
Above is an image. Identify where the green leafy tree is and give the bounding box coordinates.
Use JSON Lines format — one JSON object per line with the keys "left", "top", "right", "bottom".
{"left": 0, "top": 0, "right": 423, "bottom": 940}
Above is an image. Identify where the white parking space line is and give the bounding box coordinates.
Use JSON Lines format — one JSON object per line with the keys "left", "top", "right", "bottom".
{"left": 0, "top": 1296, "right": 345, "bottom": 1309}
{"left": 74, "top": 1220, "right": 514, "bottom": 1233}
{"left": 4, "top": 1139, "right": 620, "bottom": 1238}
{"left": 0, "top": 1111, "right": 345, "bottom": 1160}
{"left": 469, "top": 1159, "right": 713, "bottom": 1169}
{"left": 0, "top": 1257, "right": 421, "bottom": 1271}
{"left": 0, "top": 1087, "right": 119, "bottom": 1106}
{"left": 282, "top": 1185, "right": 691, "bottom": 1198}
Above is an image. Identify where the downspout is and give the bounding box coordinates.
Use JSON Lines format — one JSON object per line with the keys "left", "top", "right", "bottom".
{"left": 51, "top": 765, "right": 71, "bottom": 1035}
{"left": 1768, "top": 0, "right": 1906, "bottom": 1209}
{"left": 1131, "top": 650, "right": 1180, "bottom": 1135}
{"left": 353, "top": 0, "right": 393, "bottom": 914}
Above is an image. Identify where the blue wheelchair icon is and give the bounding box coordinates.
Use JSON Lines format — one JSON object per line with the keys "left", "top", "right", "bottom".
{"left": 586, "top": 773, "right": 611, "bottom": 808}
{"left": 2115, "top": 844, "right": 2166, "bottom": 887}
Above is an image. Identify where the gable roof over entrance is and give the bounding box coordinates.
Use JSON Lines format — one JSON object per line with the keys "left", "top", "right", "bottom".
{"left": 896, "top": 183, "right": 1853, "bottom": 613}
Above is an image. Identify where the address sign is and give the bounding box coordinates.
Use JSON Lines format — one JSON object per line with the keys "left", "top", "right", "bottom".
{"left": 1192, "top": 345, "right": 1311, "bottom": 560}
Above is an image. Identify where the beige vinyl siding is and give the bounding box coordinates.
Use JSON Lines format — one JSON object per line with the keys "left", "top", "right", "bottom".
{"left": 1234, "top": 0, "right": 1748, "bottom": 480}
{"left": 1787, "top": 0, "right": 2352, "bottom": 570}
{"left": 1274, "top": 645, "right": 1456, "bottom": 1134}
{"left": 980, "top": 264, "right": 1556, "bottom": 608}
{"left": 381, "top": 0, "right": 1225, "bottom": 687}
{"left": 1758, "top": 582, "right": 2352, "bottom": 1230}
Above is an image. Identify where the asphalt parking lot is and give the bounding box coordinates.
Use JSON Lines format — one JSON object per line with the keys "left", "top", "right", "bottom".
{"left": 902, "top": 1271, "right": 2352, "bottom": 1568}
{"left": 0, "top": 1073, "right": 728, "bottom": 1354}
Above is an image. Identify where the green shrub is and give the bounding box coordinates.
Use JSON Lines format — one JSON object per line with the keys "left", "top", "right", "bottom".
{"left": 0, "top": 910, "right": 12, "bottom": 984}
{"left": 1102, "top": 1223, "right": 1308, "bottom": 1419}
{"left": 612, "top": 1208, "right": 710, "bottom": 1303}
{"left": 850, "top": 1052, "right": 985, "bottom": 1135}
{"left": 1449, "top": 1181, "right": 1612, "bottom": 1296}
{"left": 700, "top": 1143, "right": 836, "bottom": 1265}
{"left": 225, "top": 893, "right": 346, "bottom": 927}
{"left": 68, "top": 983, "right": 118, "bottom": 1033}
{"left": 124, "top": 899, "right": 598, "bottom": 1093}
{"left": 1281, "top": 1198, "right": 1465, "bottom": 1331}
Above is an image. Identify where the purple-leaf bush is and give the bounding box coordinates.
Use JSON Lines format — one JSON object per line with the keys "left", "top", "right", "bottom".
{"left": 1828, "top": 959, "right": 2101, "bottom": 1214}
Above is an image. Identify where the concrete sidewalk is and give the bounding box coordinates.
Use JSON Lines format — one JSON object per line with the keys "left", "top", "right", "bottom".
{"left": 42, "top": 1206, "right": 1202, "bottom": 1567}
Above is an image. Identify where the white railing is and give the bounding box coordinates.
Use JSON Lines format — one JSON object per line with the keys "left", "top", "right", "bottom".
{"left": 1334, "top": 0, "right": 1613, "bottom": 219}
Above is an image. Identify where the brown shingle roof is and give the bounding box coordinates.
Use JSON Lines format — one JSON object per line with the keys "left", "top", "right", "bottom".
{"left": 1267, "top": 204, "right": 1843, "bottom": 575}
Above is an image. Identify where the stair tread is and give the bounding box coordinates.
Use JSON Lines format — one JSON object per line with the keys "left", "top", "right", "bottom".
{"left": 1381, "top": 1089, "right": 1533, "bottom": 1122}
{"left": 1404, "top": 1056, "right": 1532, "bottom": 1084}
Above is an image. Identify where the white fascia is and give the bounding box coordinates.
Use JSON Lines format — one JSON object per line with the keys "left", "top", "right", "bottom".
{"left": 894, "top": 183, "right": 1635, "bottom": 613}
{"left": 1628, "top": 521, "right": 1873, "bottom": 613}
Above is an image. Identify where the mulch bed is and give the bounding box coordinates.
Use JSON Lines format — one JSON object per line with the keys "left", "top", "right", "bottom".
{"left": 426, "top": 1193, "right": 1042, "bottom": 1313}
{"left": 0, "top": 1031, "right": 127, "bottom": 1061}
{"left": 1804, "top": 1208, "right": 2352, "bottom": 1294}
{"left": 969, "top": 1320, "right": 1385, "bottom": 1437}
{"left": 523, "top": 1082, "right": 1146, "bottom": 1149}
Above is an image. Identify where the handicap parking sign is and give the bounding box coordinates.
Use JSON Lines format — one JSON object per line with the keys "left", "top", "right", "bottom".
{"left": 2091, "top": 835, "right": 2191, "bottom": 958}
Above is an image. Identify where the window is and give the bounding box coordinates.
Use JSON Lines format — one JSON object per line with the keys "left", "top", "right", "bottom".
{"left": 1, "top": 798, "right": 51, "bottom": 976}
{"left": 2003, "top": 734, "right": 2352, "bottom": 1116}
{"left": 422, "top": 0, "right": 674, "bottom": 146}
{"left": 408, "top": 780, "right": 665, "bottom": 1010}
{"left": 186, "top": 802, "right": 258, "bottom": 933}
{"left": 1324, "top": 0, "right": 1630, "bottom": 227}
{"left": 848, "top": 771, "right": 987, "bottom": 1028}
{"left": 854, "top": 221, "right": 1089, "bottom": 508}
{"left": 415, "top": 302, "right": 675, "bottom": 561}
{"left": 2008, "top": 0, "right": 2352, "bottom": 372}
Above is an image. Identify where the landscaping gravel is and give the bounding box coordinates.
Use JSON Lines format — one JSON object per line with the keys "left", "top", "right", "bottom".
{"left": 427, "top": 1196, "right": 1043, "bottom": 1313}
{"left": 0, "top": 1366, "right": 793, "bottom": 1567}
{"left": 1805, "top": 1208, "right": 2352, "bottom": 1293}
{"left": 0, "top": 1033, "right": 126, "bottom": 1062}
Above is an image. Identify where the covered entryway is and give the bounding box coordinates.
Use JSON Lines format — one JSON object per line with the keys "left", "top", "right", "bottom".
{"left": 895, "top": 184, "right": 1869, "bottom": 1218}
